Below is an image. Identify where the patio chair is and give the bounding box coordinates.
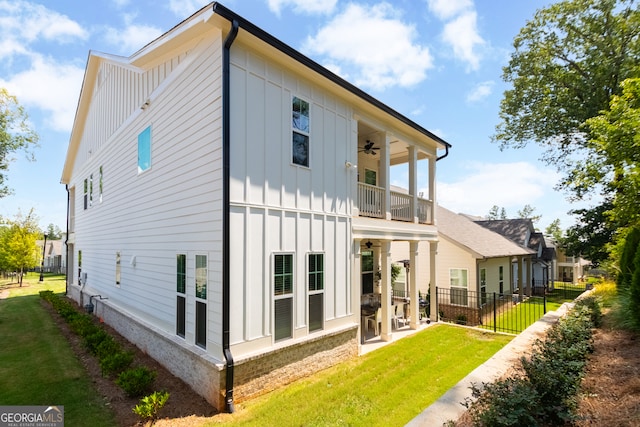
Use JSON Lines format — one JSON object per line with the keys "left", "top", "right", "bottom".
{"left": 366, "top": 307, "right": 382, "bottom": 336}
{"left": 393, "top": 304, "right": 406, "bottom": 329}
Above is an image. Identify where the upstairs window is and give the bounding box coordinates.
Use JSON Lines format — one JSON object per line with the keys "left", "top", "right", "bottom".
{"left": 138, "top": 126, "right": 152, "bottom": 173}
{"left": 292, "top": 97, "right": 309, "bottom": 167}
{"left": 99, "top": 166, "right": 103, "bottom": 203}
{"left": 83, "top": 179, "right": 88, "bottom": 210}
{"left": 89, "top": 174, "right": 93, "bottom": 207}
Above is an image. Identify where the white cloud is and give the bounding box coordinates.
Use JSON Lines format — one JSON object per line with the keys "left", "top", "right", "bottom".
{"left": 466, "top": 80, "right": 493, "bottom": 103}
{"left": 436, "top": 161, "right": 560, "bottom": 217}
{"left": 441, "top": 11, "right": 485, "bottom": 70}
{"left": 267, "top": 0, "right": 338, "bottom": 15}
{"left": 0, "top": 0, "right": 88, "bottom": 59}
{"left": 303, "top": 3, "right": 433, "bottom": 91}
{"left": 0, "top": 55, "right": 85, "bottom": 132}
{"left": 104, "top": 22, "right": 163, "bottom": 54}
{"left": 427, "top": 0, "right": 473, "bottom": 20}
{"left": 167, "top": 0, "right": 210, "bottom": 19}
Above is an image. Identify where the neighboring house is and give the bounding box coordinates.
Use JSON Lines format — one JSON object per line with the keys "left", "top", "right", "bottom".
{"left": 37, "top": 237, "right": 67, "bottom": 274}
{"left": 60, "top": 3, "right": 450, "bottom": 411}
{"left": 432, "top": 206, "right": 534, "bottom": 321}
{"left": 473, "top": 218, "right": 553, "bottom": 296}
{"left": 546, "top": 237, "right": 590, "bottom": 284}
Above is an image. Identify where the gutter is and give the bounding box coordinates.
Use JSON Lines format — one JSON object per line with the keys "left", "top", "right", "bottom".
{"left": 221, "top": 14, "right": 239, "bottom": 414}
{"left": 436, "top": 144, "right": 449, "bottom": 161}
{"left": 65, "top": 185, "right": 70, "bottom": 295}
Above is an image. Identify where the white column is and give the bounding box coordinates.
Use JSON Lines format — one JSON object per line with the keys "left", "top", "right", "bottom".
{"left": 429, "top": 240, "right": 438, "bottom": 322}
{"left": 408, "top": 146, "right": 418, "bottom": 223}
{"left": 380, "top": 134, "right": 391, "bottom": 220}
{"left": 409, "top": 241, "right": 419, "bottom": 329}
{"left": 380, "top": 240, "right": 392, "bottom": 341}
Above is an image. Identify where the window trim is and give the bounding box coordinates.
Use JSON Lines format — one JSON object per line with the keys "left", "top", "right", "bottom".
{"left": 273, "top": 252, "right": 294, "bottom": 342}
{"left": 449, "top": 268, "right": 469, "bottom": 306}
{"left": 291, "top": 95, "right": 310, "bottom": 168}
{"left": 307, "top": 252, "right": 324, "bottom": 333}
{"left": 137, "top": 125, "right": 152, "bottom": 173}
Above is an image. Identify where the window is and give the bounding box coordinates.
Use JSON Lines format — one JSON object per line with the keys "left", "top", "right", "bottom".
{"left": 308, "top": 253, "right": 324, "bottom": 332}
{"left": 89, "top": 174, "right": 93, "bottom": 207}
{"left": 450, "top": 268, "right": 468, "bottom": 306}
{"left": 195, "top": 255, "right": 207, "bottom": 348}
{"left": 176, "top": 254, "right": 186, "bottom": 338}
{"left": 292, "top": 97, "right": 309, "bottom": 167}
{"left": 499, "top": 266, "right": 504, "bottom": 294}
{"left": 364, "top": 169, "right": 377, "bottom": 186}
{"left": 83, "top": 179, "right": 88, "bottom": 210}
{"left": 99, "top": 166, "right": 103, "bottom": 203}
{"left": 274, "top": 254, "right": 293, "bottom": 341}
{"left": 361, "top": 250, "right": 374, "bottom": 294}
{"left": 77, "top": 250, "right": 82, "bottom": 284}
{"left": 115, "top": 252, "right": 121, "bottom": 286}
{"left": 138, "top": 126, "right": 152, "bottom": 173}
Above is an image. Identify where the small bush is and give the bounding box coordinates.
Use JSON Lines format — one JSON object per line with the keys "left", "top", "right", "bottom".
{"left": 100, "top": 350, "right": 134, "bottom": 377}
{"left": 95, "top": 336, "right": 121, "bottom": 359}
{"left": 466, "top": 378, "right": 542, "bottom": 427}
{"left": 68, "top": 314, "right": 99, "bottom": 337}
{"left": 133, "top": 391, "right": 169, "bottom": 422}
{"left": 84, "top": 329, "right": 112, "bottom": 355}
{"left": 117, "top": 367, "right": 157, "bottom": 397}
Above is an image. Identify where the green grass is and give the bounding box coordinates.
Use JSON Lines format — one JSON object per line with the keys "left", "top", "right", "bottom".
{"left": 214, "top": 325, "right": 513, "bottom": 426}
{"left": 0, "top": 273, "right": 117, "bottom": 426}
{"left": 479, "top": 299, "right": 563, "bottom": 333}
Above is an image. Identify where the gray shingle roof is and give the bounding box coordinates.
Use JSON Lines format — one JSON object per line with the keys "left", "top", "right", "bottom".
{"left": 437, "top": 206, "right": 535, "bottom": 258}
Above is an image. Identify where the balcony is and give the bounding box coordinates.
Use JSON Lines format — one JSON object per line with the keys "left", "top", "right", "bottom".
{"left": 357, "top": 182, "right": 433, "bottom": 224}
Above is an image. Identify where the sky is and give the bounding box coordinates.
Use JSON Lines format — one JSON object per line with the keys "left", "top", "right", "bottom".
{"left": 0, "top": 0, "right": 593, "bottom": 232}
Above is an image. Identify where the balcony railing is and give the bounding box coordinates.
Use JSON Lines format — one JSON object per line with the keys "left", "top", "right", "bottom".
{"left": 357, "top": 182, "right": 433, "bottom": 224}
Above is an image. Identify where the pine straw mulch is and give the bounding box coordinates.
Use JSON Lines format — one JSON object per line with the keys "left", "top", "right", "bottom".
{"left": 454, "top": 314, "right": 640, "bottom": 426}
{"left": 41, "top": 299, "right": 218, "bottom": 427}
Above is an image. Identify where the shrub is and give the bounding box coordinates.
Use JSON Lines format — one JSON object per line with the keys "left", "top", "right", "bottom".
{"left": 68, "top": 314, "right": 99, "bottom": 337}
{"left": 84, "top": 329, "right": 112, "bottom": 355}
{"left": 100, "top": 350, "right": 134, "bottom": 377}
{"left": 133, "top": 391, "right": 169, "bottom": 422}
{"left": 117, "top": 367, "right": 157, "bottom": 397}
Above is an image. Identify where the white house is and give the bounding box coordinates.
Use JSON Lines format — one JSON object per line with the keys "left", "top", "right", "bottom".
{"left": 60, "top": 3, "right": 450, "bottom": 411}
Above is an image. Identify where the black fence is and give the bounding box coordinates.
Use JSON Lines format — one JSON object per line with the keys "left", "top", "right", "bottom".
{"left": 436, "top": 287, "right": 545, "bottom": 334}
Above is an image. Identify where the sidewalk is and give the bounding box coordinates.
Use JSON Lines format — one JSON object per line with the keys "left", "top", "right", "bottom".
{"left": 406, "top": 303, "right": 572, "bottom": 427}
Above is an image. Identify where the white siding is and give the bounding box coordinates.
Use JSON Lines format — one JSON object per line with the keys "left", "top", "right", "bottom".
{"left": 70, "top": 32, "right": 226, "bottom": 360}
{"left": 227, "top": 44, "right": 354, "bottom": 357}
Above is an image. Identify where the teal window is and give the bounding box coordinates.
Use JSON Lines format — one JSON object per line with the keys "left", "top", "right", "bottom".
{"left": 138, "top": 126, "right": 151, "bottom": 173}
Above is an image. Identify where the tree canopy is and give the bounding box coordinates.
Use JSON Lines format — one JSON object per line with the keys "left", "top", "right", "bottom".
{"left": 0, "top": 209, "right": 41, "bottom": 285}
{"left": 0, "top": 88, "right": 39, "bottom": 198}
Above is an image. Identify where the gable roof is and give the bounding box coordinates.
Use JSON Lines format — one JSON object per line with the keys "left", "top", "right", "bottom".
{"left": 437, "top": 206, "right": 534, "bottom": 258}
{"left": 473, "top": 218, "right": 534, "bottom": 247}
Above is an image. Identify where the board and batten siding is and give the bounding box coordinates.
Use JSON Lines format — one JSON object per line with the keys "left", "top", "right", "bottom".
{"left": 227, "top": 43, "right": 355, "bottom": 357}
{"left": 71, "top": 32, "right": 227, "bottom": 360}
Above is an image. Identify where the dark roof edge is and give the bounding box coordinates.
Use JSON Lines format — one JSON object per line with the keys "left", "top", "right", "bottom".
{"left": 211, "top": 2, "right": 451, "bottom": 149}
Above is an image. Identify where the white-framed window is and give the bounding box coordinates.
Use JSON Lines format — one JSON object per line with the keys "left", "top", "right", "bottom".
{"left": 138, "top": 125, "right": 152, "bottom": 173}
{"left": 176, "top": 254, "right": 186, "bottom": 338}
{"left": 99, "top": 166, "right": 103, "bottom": 203}
{"left": 195, "top": 254, "right": 207, "bottom": 348}
{"left": 83, "top": 179, "right": 88, "bottom": 210}
{"left": 480, "top": 268, "right": 487, "bottom": 305}
{"left": 308, "top": 253, "right": 324, "bottom": 333}
{"left": 292, "top": 96, "right": 309, "bottom": 167}
{"left": 499, "top": 265, "right": 504, "bottom": 294}
{"left": 450, "top": 268, "right": 468, "bottom": 306}
{"left": 89, "top": 174, "right": 93, "bottom": 207}
{"left": 274, "top": 253, "right": 294, "bottom": 341}
{"left": 364, "top": 169, "right": 377, "bottom": 186}
{"left": 361, "top": 250, "right": 374, "bottom": 294}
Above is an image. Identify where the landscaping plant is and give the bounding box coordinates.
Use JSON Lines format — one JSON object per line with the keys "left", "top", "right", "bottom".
{"left": 133, "top": 391, "right": 170, "bottom": 424}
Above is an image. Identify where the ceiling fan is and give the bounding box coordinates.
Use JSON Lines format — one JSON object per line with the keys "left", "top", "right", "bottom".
{"left": 359, "top": 140, "right": 380, "bottom": 155}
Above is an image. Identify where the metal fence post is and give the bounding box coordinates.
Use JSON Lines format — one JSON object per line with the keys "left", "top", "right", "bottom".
{"left": 493, "top": 292, "right": 497, "bottom": 333}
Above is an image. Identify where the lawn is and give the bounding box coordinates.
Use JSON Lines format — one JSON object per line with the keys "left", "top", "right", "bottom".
{"left": 212, "top": 325, "right": 513, "bottom": 426}
{"left": 1, "top": 273, "right": 515, "bottom": 427}
{"left": 0, "top": 273, "right": 117, "bottom": 427}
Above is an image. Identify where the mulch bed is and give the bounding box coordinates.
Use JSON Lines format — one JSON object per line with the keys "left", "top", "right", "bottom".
{"left": 41, "top": 299, "right": 218, "bottom": 426}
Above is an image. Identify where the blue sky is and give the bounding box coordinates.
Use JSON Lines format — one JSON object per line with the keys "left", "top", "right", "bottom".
{"left": 0, "top": 0, "right": 591, "bottom": 232}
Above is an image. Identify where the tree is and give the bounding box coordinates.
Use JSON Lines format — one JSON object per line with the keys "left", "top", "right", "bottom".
{"left": 563, "top": 202, "right": 617, "bottom": 267}
{"left": 495, "top": 0, "right": 640, "bottom": 181}
{"left": 45, "top": 223, "right": 63, "bottom": 240}
{"left": 0, "top": 88, "right": 39, "bottom": 198}
{"left": 617, "top": 226, "right": 640, "bottom": 290}
{"left": 545, "top": 219, "right": 563, "bottom": 242}
{"left": 487, "top": 205, "right": 507, "bottom": 220}
{"left": 517, "top": 204, "right": 542, "bottom": 224}
{"left": 0, "top": 209, "right": 41, "bottom": 285}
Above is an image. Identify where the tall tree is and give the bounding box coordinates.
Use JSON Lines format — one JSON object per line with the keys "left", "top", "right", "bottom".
{"left": 545, "top": 219, "right": 563, "bottom": 242}
{"left": 495, "top": 0, "right": 640, "bottom": 181}
{"left": 45, "top": 223, "right": 63, "bottom": 240}
{"left": 487, "top": 205, "right": 507, "bottom": 220}
{"left": 0, "top": 88, "right": 39, "bottom": 198}
{"left": 517, "top": 204, "right": 542, "bottom": 224}
{"left": 0, "top": 209, "right": 40, "bottom": 285}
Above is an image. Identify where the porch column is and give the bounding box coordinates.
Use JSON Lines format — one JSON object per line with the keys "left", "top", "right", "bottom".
{"left": 409, "top": 241, "right": 419, "bottom": 329}
{"left": 380, "top": 134, "right": 391, "bottom": 220}
{"left": 429, "top": 240, "right": 438, "bottom": 322}
{"left": 408, "top": 146, "right": 418, "bottom": 223}
{"left": 429, "top": 156, "right": 436, "bottom": 224}
{"left": 380, "top": 240, "right": 393, "bottom": 341}
{"left": 518, "top": 256, "right": 524, "bottom": 301}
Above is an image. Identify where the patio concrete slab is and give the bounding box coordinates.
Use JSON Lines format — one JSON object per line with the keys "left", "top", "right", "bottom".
{"left": 406, "top": 303, "right": 572, "bottom": 427}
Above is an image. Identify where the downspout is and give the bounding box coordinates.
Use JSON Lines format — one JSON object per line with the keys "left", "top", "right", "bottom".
{"left": 65, "top": 185, "right": 70, "bottom": 295}
{"left": 436, "top": 144, "right": 449, "bottom": 161}
{"left": 222, "top": 17, "right": 239, "bottom": 414}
